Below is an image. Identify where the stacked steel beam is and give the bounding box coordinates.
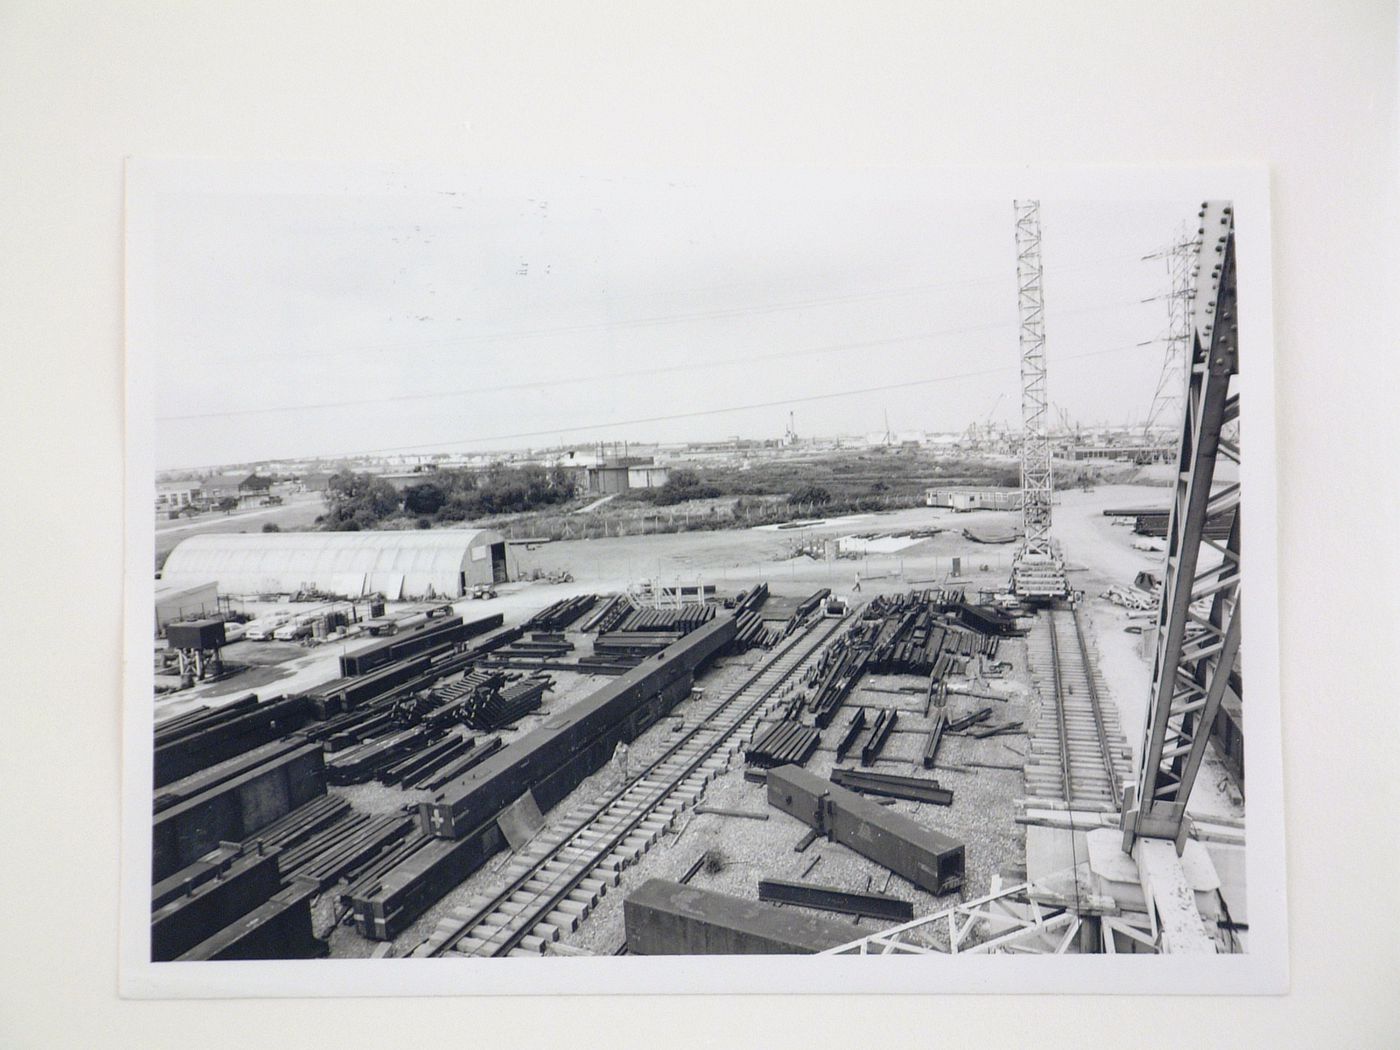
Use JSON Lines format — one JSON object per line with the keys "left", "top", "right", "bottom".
{"left": 154, "top": 693, "right": 312, "bottom": 786}
{"left": 523, "top": 594, "right": 598, "bottom": 631}
{"left": 859, "top": 707, "right": 897, "bottom": 765}
{"left": 731, "top": 580, "right": 776, "bottom": 652}
{"left": 922, "top": 709, "right": 948, "bottom": 769}
{"left": 834, "top": 708, "right": 867, "bottom": 763}
{"left": 379, "top": 734, "right": 471, "bottom": 785}
{"left": 459, "top": 676, "right": 552, "bottom": 730}
{"left": 416, "top": 670, "right": 510, "bottom": 729}
{"left": 783, "top": 588, "right": 831, "bottom": 636}
{"left": 804, "top": 642, "right": 869, "bottom": 728}
{"left": 592, "top": 631, "right": 680, "bottom": 659}
{"left": 579, "top": 593, "right": 630, "bottom": 633}
{"left": 325, "top": 724, "right": 434, "bottom": 784}
{"left": 410, "top": 735, "right": 502, "bottom": 791}
{"left": 830, "top": 767, "right": 952, "bottom": 806}
{"left": 618, "top": 603, "right": 716, "bottom": 633}
{"left": 275, "top": 811, "right": 417, "bottom": 890}
{"left": 955, "top": 601, "right": 1019, "bottom": 636}
{"left": 745, "top": 720, "right": 821, "bottom": 768}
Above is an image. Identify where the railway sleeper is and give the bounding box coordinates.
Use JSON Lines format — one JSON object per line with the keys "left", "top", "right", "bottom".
{"left": 543, "top": 909, "right": 580, "bottom": 933}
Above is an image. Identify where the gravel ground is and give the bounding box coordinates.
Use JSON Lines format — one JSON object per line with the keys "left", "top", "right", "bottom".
{"left": 554, "top": 654, "right": 1039, "bottom": 955}
{"left": 323, "top": 610, "right": 1044, "bottom": 958}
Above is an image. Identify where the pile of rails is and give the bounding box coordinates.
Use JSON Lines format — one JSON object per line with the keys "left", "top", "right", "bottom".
{"left": 479, "top": 631, "right": 577, "bottom": 670}
{"left": 523, "top": 594, "right": 598, "bottom": 632}
{"left": 616, "top": 603, "right": 716, "bottom": 633}
{"left": 857, "top": 596, "right": 1006, "bottom": 677}
{"left": 306, "top": 616, "right": 517, "bottom": 720}
{"left": 274, "top": 810, "right": 417, "bottom": 890}
{"left": 459, "top": 675, "right": 553, "bottom": 730}
{"left": 407, "top": 736, "right": 502, "bottom": 792}
{"left": 745, "top": 719, "right": 821, "bottom": 768}
{"left": 338, "top": 613, "right": 500, "bottom": 676}
{"left": 579, "top": 593, "right": 631, "bottom": 633}
{"left": 782, "top": 588, "right": 831, "bottom": 636}
{"left": 342, "top": 616, "right": 737, "bottom": 941}
{"left": 830, "top": 705, "right": 898, "bottom": 765}
{"left": 326, "top": 724, "right": 434, "bottom": 784}
{"left": 731, "top": 583, "right": 778, "bottom": 652}
{"left": 803, "top": 638, "right": 870, "bottom": 728}
{"left": 1104, "top": 505, "right": 1235, "bottom": 540}
{"left": 583, "top": 603, "right": 721, "bottom": 672}
{"left": 147, "top": 610, "right": 533, "bottom": 959}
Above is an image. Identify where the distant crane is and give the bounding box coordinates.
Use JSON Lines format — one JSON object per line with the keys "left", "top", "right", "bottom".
{"left": 782, "top": 411, "right": 798, "bottom": 447}
{"left": 969, "top": 392, "right": 1006, "bottom": 445}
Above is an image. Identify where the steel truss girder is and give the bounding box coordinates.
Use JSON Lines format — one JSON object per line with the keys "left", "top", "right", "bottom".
{"left": 1123, "top": 202, "right": 1240, "bottom": 851}
{"left": 821, "top": 879, "right": 1081, "bottom": 955}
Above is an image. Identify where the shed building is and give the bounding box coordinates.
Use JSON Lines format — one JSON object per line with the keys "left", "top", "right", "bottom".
{"left": 154, "top": 579, "right": 220, "bottom": 634}
{"left": 160, "top": 530, "right": 509, "bottom": 599}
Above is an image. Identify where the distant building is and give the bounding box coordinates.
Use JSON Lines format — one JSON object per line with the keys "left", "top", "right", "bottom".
{"left": 925, "top": 487, "right": 1023, "bottom": 512}
{"left": 626, "top": 464, "right": 669, "bottom": 490}
{"left": 198, "top": 474, "right": 248, "bottom": 504}
{"left": 160, "top": 529, "right": 510, "bottom": 599}
{"left": 238, "top": 472, "right": 274, "bottom": 494}
{"left": 1067, "top": 443, "right": 1174, "bottom": 464}
{"left": 583, "top": 456, "right": 668, "bottom": 495}
{"left": 295, "top": 471, "right": 334, "bottom": 493}
{"left": 155, "top": 479, "right": 200, "bottom": 513}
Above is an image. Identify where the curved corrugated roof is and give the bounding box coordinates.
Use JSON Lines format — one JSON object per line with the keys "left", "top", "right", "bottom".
{"left": 160, "top": 529, "right": 503, "bottom": 598}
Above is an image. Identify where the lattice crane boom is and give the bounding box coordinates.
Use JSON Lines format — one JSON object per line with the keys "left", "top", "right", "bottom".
{"left": 1011, "top": 200, "right": 1067, "bottom": 598}
{"left": 1014, "top": 200, "right": 1053, "bottom": 558}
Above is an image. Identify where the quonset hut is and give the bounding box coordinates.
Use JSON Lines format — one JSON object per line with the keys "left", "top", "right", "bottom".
{"left": 159, "top": 529, "right": 509, "bottom": 599}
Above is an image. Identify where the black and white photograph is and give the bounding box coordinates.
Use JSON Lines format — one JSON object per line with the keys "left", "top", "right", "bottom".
{"left": 121, "top": 162, "right": 1282, "bottom": 994}
{"left": 8, "top": 2, "right": 1396, "bottom": 1045}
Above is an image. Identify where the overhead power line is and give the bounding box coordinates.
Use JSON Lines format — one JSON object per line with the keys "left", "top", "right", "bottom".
{"left": 301, "top": 342, "right": 1145, "bottom": 461}
{"left": 217, "top": 249, "right": 1160, "bottom": 367}
{"left": 159, "top": 298, "right": 1154, "bottom": 423}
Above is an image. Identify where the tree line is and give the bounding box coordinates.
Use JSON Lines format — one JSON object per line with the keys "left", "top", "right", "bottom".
{"left": 318, "top": 464, "right": 577, "bottom": 530}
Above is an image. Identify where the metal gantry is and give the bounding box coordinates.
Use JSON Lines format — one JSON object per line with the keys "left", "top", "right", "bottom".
{"left": 1122, "top": 201, "right": 1241, "bottom": 852}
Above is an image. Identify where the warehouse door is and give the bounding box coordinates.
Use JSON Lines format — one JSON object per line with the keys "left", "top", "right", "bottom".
{"left": 490, "top": 541, "right": 508, "bottom": 583}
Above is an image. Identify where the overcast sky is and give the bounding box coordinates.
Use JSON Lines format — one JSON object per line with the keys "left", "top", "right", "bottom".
{"left": 129, "top": 163, "right": 1198, "bottom": 471}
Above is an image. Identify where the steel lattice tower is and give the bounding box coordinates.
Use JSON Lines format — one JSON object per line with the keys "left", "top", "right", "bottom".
{"left": 1122, "top": 201, "right": 1241, "bottom": 852}
{"left": 1014, "top": 200, "right": 1054, "bottom": 562}
{"left": 1144, "top": 229, "right": 1195, "bottom": 438}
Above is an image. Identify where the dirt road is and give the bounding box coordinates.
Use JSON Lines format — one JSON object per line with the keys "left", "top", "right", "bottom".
{"left": 155, "top": 492, "right": 327, "bottom": 559}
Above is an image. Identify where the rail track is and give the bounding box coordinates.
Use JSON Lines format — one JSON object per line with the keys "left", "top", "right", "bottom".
{"left": 1023, "top": 604, "right": 1131, "bottom": 810}
{"left": 415, "top": 612, "right": 850, "bottom": 958}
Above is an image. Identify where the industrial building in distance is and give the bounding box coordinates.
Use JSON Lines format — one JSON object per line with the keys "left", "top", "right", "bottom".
{"left": 160, "top": 530, "right": 509, "bottom": 600}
